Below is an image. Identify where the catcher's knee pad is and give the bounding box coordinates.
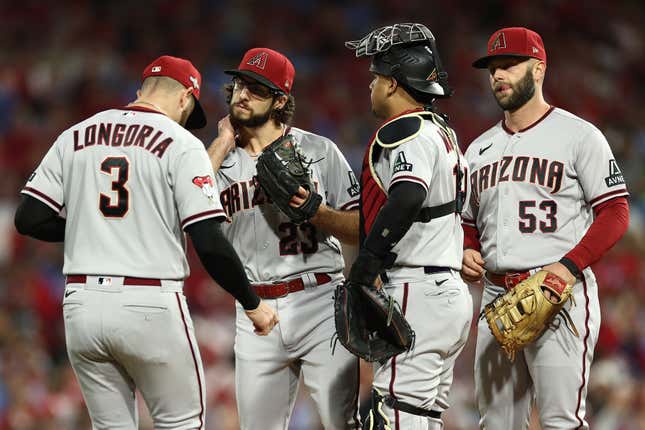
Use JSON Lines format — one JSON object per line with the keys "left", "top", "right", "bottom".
{"left": 362, "top": 389, "right": 391, "bottom": 430}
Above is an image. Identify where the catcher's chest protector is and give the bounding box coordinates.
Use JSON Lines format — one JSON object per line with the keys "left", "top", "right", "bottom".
{"left": 360, "top": 110, "right": 428, "bottom": 239}
{"left": 360, "top": 110, "right": 461, "bottom": 240}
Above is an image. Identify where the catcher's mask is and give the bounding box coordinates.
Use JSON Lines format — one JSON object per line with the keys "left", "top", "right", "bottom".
{"left": 346, "top": 23, "right": 452, "bottom": 100}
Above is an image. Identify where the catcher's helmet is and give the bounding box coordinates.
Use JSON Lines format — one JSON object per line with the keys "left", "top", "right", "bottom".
{"left": 346, "top": 23, "right": 452, "bottom": 100}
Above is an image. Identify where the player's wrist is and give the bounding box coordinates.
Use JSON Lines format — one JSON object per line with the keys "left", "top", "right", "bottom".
{"left": 558, "top": 257, "right": 581, "bottom": 279}
{"left": 308, "top": 202, "right": 327, "bottom": 224}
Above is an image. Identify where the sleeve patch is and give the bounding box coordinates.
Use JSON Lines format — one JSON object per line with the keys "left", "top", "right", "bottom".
{"left": 192, "top": 175, "right": 216, "bottom": 200}
{"left": 604, "top": 159, "right": 625, "bottom": 187}
{"left": 393, "top": 152, "right": 413, "bottom": 173}
{"left": 346, "top": 171, "right": 360, "bottom": 197}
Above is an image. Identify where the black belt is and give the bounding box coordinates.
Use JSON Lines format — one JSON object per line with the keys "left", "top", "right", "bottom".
{"left": 423, "top": 266, "right": 451, "bottom": 274}
{"left": 381, "top": 266, "right": 451, "bottom": 283}
{"left": 383, "top": 395, "right": 441, "bottom": 419}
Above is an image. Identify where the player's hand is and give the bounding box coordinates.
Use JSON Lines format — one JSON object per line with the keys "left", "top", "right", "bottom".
{"left": 461, "top": 249, "right": 485, "bottom": 283}
{"left": 207, "top": 116, "right": 237, "bottom": 156}
{"left": 542, "top": 262, "right": 576, "bottom": 287}
{"left": 245, "top": 301, "right": 279, "bottom": 336}
{"left": 289, "top": 186, "right": 309, "bottom": 208}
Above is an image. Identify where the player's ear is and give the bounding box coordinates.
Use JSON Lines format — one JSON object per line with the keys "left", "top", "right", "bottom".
{"left": 532, "top": 60, "right": 546, "bottom": 83}
{"left": 136, "top": 89, "right": 142, "bottom": 98}
{"left": 273, "top": 94, "right": 288, "bottom": 111}
{"left": 387, "top": 77, "right": 398, "bottom": 96}
{"left": 180, "top": 88, "right": 194, "bottom": 111}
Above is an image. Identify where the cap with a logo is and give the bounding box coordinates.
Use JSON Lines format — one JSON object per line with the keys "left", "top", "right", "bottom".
{"left": 472, "top": 27, "right": 546, "bottom": 69}
{"left": 142, "top": 55, "right": 206, "bottom": 129}
{"left": 225, "top": 48, "right": 295, "bottom": 94}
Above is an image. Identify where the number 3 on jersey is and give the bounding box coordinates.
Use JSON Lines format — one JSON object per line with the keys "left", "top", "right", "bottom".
{"left": 99, "top": 156, "right": 130, "bottom": 218}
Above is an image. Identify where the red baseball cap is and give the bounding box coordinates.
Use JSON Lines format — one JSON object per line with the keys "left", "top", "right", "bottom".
{"left": 472, "top": 27, "right": 546, "bottom": 69}
{"left": 142, "top": 55, "right": 207, "bottom": 129}
{"left": 225, "top": 48, "right": 295, "bottom": 94}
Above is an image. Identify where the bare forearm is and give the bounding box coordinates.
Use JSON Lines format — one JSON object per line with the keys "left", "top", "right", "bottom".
{"left": 310, "top": 206, "right": 359, "bottom": 245}
{"left": 207, "top": 138, "right": 233, "bottom": 172}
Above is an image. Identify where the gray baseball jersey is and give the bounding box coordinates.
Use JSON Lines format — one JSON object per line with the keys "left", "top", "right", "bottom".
{"left": 22, "top": 106, "right": 225, "bottom": 429}
{"left": 216, "top": 127, "right": 359, "bottom": 282}
{"left": 365, "top": 111, "right": 472, "bottom": 428}
{"left": 463, "top": 107, "right": 629, "bottom": 273}
{"left": 370, "top": 115, "right": 469, "bottom": 272}
{"left": 22, "top": 107, "right": 225, "bottom": 278}
{"left": 215, "top": 126, "right": 361, "bottom": 429}
{"left": 464, "top": 106, "right": 628, "bottom": 429}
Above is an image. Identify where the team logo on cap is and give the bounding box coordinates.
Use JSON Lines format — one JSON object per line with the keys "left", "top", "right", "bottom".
{"left": 490, "top": 32, "right": 507, "bottom": 52}
{"left": 189, "top": 75, "right": 200, "bottom": 90}
{"left": 151, "top": 66, "right": 162, "bottom": 72}
{"left": 192, "top": 175, "right": 215, "bottom": 200}
{"left": 247, "top": 52, "right": 268, "bottom": 70}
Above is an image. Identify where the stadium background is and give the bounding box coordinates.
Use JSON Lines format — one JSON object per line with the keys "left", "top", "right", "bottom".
{"left": 0, "top": 0, "right": 643, "bottom": 428}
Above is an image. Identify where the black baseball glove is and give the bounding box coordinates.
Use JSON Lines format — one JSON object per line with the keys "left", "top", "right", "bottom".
{"left": 255, "top": 134, "right": 322, "bottom": 224}
{"left": 333, "top": 250, "right": 415, "bottom": 362}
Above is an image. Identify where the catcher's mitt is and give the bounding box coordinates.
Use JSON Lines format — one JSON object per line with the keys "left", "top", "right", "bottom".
{"left": 333, "top": 280, "right": 415, "bottom": 363}
{"left": 255, "top": 134, "right": 322, "bottom": 224}
{"left": 482, "top": 270, "right": 578, "bottom": 361}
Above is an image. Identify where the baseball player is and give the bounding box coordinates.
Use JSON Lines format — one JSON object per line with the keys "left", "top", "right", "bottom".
{"left": 345, "top": 23, "right": 473, "bottom": 429}
{"left": 14, "top": 55, "right": 278, "bottom": 430}
{"left": 462, "top": 27, "right": 630, "bottom": 429}
{"left": 207, "top": 48, "right": 361, "bottom": 429}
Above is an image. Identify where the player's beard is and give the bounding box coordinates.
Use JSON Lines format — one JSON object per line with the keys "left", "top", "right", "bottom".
{"left": 494, "top": 67, "right": 536, "bottom": 112}
{"left": 229, "top": 104, "right": 273, "bottom": 128}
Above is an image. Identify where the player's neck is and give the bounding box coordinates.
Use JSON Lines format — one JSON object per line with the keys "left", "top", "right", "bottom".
{"left": 239, "top": 122, "right": 285, "bottom": 157}
{"left": 385, "top": 93, "right": 424, "bottom": 119}
{"left": 503, "top": 95, "right": 551, "bottom": 133}
{"left": 128, "top": 99, "right": 172, "bottom": 120}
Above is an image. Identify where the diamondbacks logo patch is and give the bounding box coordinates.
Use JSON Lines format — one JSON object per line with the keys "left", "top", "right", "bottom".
{"left": 346, "top": 171, "right": 359, "bottom": 197}
{"left": 246, "top": 52, "right": 268, "bottom": 70}
{"left": 490, "top": 32, "right": 507, "bottom": 52}
{"left": 426, "top": 68, "right": 438, "bottom": 82}
{"left": 193, "top": 175, "right": 216, "bottom": 199}
{"left": 604, "top": 159, "right": 625, "bottom": 187}
{"left": 393, "top": 152, "right": 413, "bottom": 173}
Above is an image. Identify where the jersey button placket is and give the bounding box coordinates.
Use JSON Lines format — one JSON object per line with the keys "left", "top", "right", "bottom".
{"left": 498, "top": 136, "right": 514, "bottom": 264}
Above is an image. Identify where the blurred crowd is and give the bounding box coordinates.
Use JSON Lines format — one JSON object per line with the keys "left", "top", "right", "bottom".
{"left": 0, "top": 0, "right": 643, "bottom": 428}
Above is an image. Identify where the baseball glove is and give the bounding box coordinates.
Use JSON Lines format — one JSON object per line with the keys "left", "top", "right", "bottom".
{"left": 482, "top": 270, "right": 578, "bottom": 361}
{"left": 255, "top": 134, "right": 322, "bottom": 224}
{"left": 334, "top": 280, "right": 415, "bottom": 363}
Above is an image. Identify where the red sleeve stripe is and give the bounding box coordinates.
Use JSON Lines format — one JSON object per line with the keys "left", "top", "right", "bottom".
{"left": 589, "top": 188, "right": 629, "bottom": 206}
{"left": 181, "top": 209, "right": 226, "bottom": 229}
{"left": 389, "top": 176, "right": 429, "bottom": 191}
{"left": 21, "top": 187, "right": 63, "bottom": 211}
{"left": 340, "top": 199, "right": 359, "bottom": 210}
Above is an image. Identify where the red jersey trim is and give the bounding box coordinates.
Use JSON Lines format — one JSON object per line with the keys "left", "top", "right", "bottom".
{"left": 117, "top": 106, "right": 166, "bottom": 116}
{"left": 21, "top": 187, "right": 63, "bottom": 211}
{"left": 340, "top": 199, "right": 359, "bottom": 210}
{"left": 389, "top": 175, "right": 429, "bottom": 191}
{"left": 181, "top": 209, "right": 227, "bottom": 229}
{"left": 589, "top": 188, "right": 629, "bottom": 207}
{"left": 502, "top": 106, "right": 555, "bottom": 135}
